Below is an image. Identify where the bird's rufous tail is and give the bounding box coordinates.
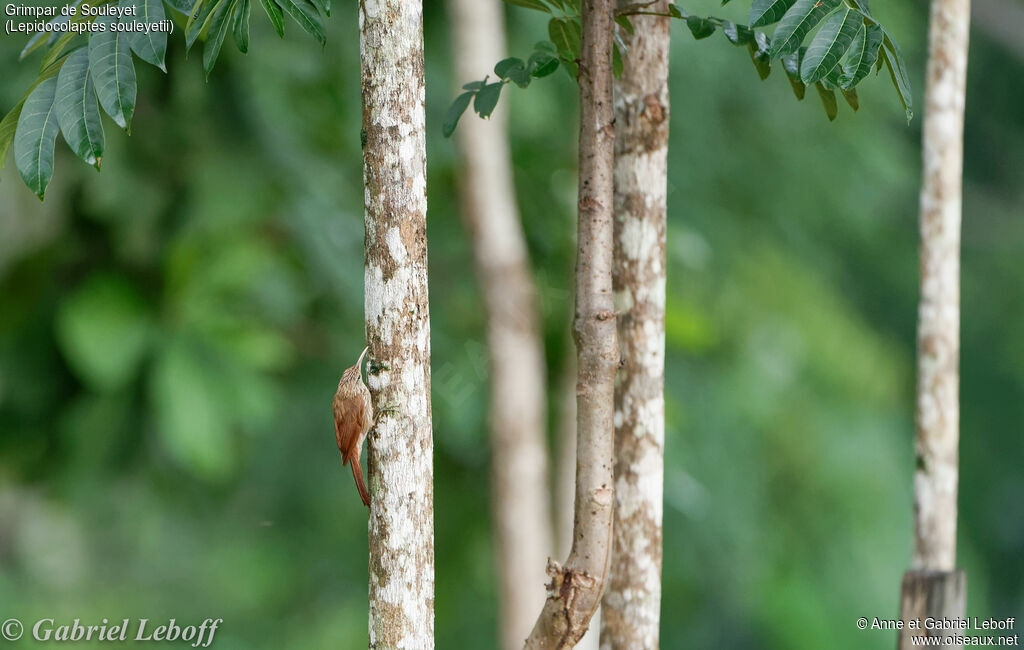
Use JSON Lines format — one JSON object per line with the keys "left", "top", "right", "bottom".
{"left": 351, "top": 457, "right": 370, "bottom": 507}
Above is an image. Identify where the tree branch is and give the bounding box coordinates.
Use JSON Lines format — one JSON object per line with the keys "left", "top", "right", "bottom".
{"left": 523, "top": 0, "right": 618, "bottom": 647}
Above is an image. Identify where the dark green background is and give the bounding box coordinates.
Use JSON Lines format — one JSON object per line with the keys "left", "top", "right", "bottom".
{"left": 1, "top": 1, "right": 1021, "bottom": 647}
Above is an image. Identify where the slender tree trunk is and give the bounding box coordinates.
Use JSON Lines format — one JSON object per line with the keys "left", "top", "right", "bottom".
{"left": 556, "top": 356, "right": 579, "bottom": 562}
{"left": 912, "top": 0, "right": 970, "bottom": 577}
{"left": 360, "top": 1, "right": 434, "bottom": 647}
{"left": 447, "top": 1, "right": 554, "bottom": 648}
{"left": 555, "top": 356, "right": 600, "bottom": 650}
{"left": 899, "top": 0, "right": 970, "bottom": 645}
{"left": 524, "top": 0, "right": 618, "bottom": 647}
{"left": 600, "top": 3, "right": 670, "bottom": 648}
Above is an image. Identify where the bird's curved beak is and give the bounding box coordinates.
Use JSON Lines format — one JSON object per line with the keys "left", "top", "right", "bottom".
{"left": 357, "top": 346, "right": 369, "bottom": 370}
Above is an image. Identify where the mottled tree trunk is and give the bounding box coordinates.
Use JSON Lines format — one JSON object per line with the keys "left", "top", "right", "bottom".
{"left": 524, "top": 0, "right": 618, "bottom": 647}
{"left": 912, "top": 0, "right": 970, "bottom": 576}
{"left": 447, "top": 1, "right": 554, "bottom": 648}
{"left": 600, "top": 2, "right": 670, "bottom": 648}
{"left": 360, "top": 0, "right": 434, "bottom": 647}
{"left": 899, "top": 0, "right": 970, "bottom": 645}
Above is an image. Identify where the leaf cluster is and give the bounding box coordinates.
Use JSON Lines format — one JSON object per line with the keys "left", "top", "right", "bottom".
{"left": 1, "top": 0, "right": 328, "bottom": 199}
{"left": 445, "top": 0, "right": 912, "bottom": 136}
{"left": 713, "top": 0, "right": 913, "bottom": 122}
{"left": 443, "top": 42, "right": 561, "bottom": 137}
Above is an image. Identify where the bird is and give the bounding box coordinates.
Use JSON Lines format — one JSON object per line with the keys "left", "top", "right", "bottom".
{"left": 332, "top": 346, "right": 373, "bottom": 507}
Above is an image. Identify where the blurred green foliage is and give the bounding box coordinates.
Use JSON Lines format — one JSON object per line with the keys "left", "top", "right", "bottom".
{"left": 1, "top": 1, "right": 1022, "bottom": 648}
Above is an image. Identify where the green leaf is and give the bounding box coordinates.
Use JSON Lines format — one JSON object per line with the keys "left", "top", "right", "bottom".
{"left": 668, "top": 4, "right": 684, "bottom": 18}
{"left": 20, "top": 19, "right": 62, "bottom": 61}
{"left": 615, "top": 15, "right": 634, "bottom": 35}
{"left": 841, "top": 86, "right": 859, "bottom": 110}
{"left": 474, "top": 82, "right": 503, "bottom": 119}
{"left": 0, "top": 104, "right": 24, "bottom": 171}
{"left": 768, "top": 0, "right": 840, "bottom": 59}
{"left": 38, "top": 31, "right": 78, "bottom": 72}
{"left": 13, "top": 77, "right": 60, "bottom": 199}
{"left": 308, "top": 0, "right": 329, "bottom": 17}
{"left": 55, "top": 47, "right": 104, "bottom": 168}
{"left": 722, "top": 21, "right": 754, "bottom": 45}
{"left": 164, "top": 0, "right": 194, "bottom": 13}
{"left": 686, "top": 16, "right": 716, "bottom": 40}
{"left": 504, "top": 0, "right": 551, "bottom": 12}
{"left": 749, "top": 0, "right": 796, "bottom": 27}
{"left": 204, "top": 0, "right": 237, "bottom": 78}
{"left": 800, "top": 7, "right": 862, "bottom": 83}
{"left": 45, "top": 3, "right": 84, "bottom": 42}
{"left": 462, "top": 80, "right": 486, "bottom": 91}
{"left": 613, "top": 42, "right": 623, "bottom": 78}
{"left": 122, "top": 0, "right": 168, "bottom": 71}
{"left": 189, "top": 0, "right": 229, "bottom": 53}
{"left": 781, "top": 48, "right": 806, "bottom": 100}
{"left": 151, "top": 339, "right": 235, "bottom": 481}
{"left": 549, "top": 17, "right": 581, "bottom": 63}
{"left": 495, "top": 57, "right": 530, "bottom": 88}
{"left": 814, "top": 80, "right": 838, "bottom": 121}
{"left": 838, "top": 23, "right": 881, "bottom": 88}
{"left": 528, "top": 51, "right": 559, "bottom": 77}
{"left": 56, "top": 274, "right": 153, "bottom": 392}
{"left": 88, "top": 14, "right": 137, "bottom": 131}
{"left": 277, "top": 0, "right": 325, "bottom": 47}
{"left": 233, "top": 0, "right": 251, "bottom": 52}
{"left": 747, "top": 31, "right": 772, "bottom": 80}
{"left": 443, "top": 91, "right": 473, "bottom": 138}
{"left": 1, "top": 57, "right": 67, "bottom": 171}
{"left": 535, "top": 40, "right": 557, "bottom": 54}
{"left": 184, "top": 0, "right": 207, "bottom": 38}
{"left": 259, "top": 0, "right": 285, "bottom": 37}
{"left": 880, "top": 31, "right": 913, "bottom": 122}
{"left": 848, "top": 0, "right": 872, "bottom": 16}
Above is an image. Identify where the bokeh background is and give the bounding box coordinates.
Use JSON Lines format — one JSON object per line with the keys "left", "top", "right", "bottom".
{"left": 1, "top": 1, "right": 1021, "bottom": 647}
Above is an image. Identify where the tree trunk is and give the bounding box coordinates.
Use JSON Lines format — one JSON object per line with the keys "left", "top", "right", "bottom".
{"left": 360, "top": 1, "right": 434, "bottom": 647}
{"left": 447, "top": 1, "right": 554, "bottom": 648}
{"left": 899, "top": 0, "right": 970, "bottom": 645}
{"left": 600, "top": 2, "right": 670, "bottom": 648}
{"left": 898, "top": 570, "right": 968, "bottom": 649}
{"left": 524, "top": 0, "right": 618, "bottom": 647}
{"left": 556, "top": 356, "right": 579, "bottom": 562}
{"left": 556, "top": 356, "right": 600, "bottom": 650}
{"left": 911, "top": 0, "right": 970, "bottom": 577}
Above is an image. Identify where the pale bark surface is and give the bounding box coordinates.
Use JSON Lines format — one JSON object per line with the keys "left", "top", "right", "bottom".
{"left": 360, "top": 0, "right": 434, "bottom": 646}
{"left": 524, "top": 0, "right": 618, "bottom": 647}
{"left": 447, "top": 1, "right": 554, "bottom": 648}
{"left": 913, "top": 0, "right": 971, "bottom": 572}
{"left": 600, "top": 2, "right": 670, "bottom": 648}
{"left": 556, "top": 358, "right": 600, "bottom": 650}
{"left": 556, "top": 358, "right": 579, "bottom": 561}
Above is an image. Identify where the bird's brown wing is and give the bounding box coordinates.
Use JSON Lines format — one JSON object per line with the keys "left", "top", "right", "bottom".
{"left": 333, "top": 396, "right": 365, "bottom": 466}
